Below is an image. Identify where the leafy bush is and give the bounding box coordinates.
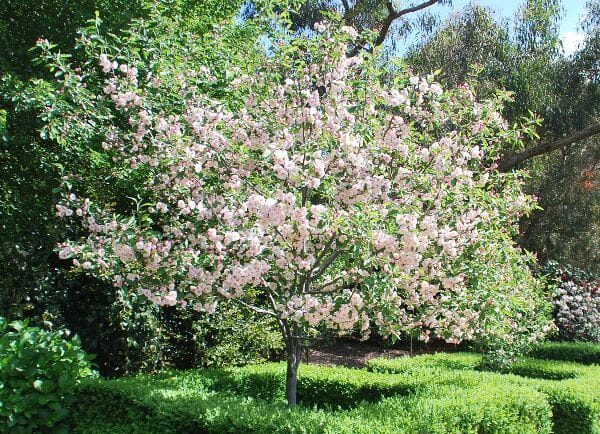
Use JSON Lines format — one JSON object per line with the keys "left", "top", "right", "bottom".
{"left": 0, "top": 317, "right": 95, "bottom": 433}
{"left": 531, "top": 341, "right": 600, "bottom": 364}
{"left": 191, "top": 304, "right": 284, "bottom": 368}
{"left": 461, "top": 239, "right": 553, "bottom": 370}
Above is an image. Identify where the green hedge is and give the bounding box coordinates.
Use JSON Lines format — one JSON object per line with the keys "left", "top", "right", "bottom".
{"left": 68, "top": 346, "right": 600, "bottom": 434}
{"left": 509, "top": 358, "right": 586, "bottom": 380}
{"left": 366, "top": 352, "right": 481, "bottom": 374}
{"left": 535, "top": 381, "right": 600, "bottom": 434}
{"left": 69, "top": 373, "right": 333, "bottom": 434}
{"left": 69, "top": 365, "right": 553, "bottom": 434}
{"left": 531, "top": 342, "right": 600, "bottom": 365}
{"left": 0, "top": 318, "right": 95, "bottom": 434}
{"left": 218, "top": 363, "right": 434, "bottom": 408}
{"left": 368, "top": 352, "right": 600, "bottom": 434}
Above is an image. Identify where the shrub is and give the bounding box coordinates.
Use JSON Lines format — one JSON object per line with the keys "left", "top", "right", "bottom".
{"left": 535, "top": 380, "right": 600, "bottom": 434}
{"left": 542, "top": 261, "right": 600, "bottom": 342}
{"left": 369, "top": 352, "right": 600, "bottom": 434}
{"left": 359, "top": 384, "right": 552, "bottom": 434}
{"left": 531, "top": 341, "right": 600, "bottom": 364}
{"left": 366, "top": 352, "right": 482, "bottom": 374}
{"left": 69, "top": 365, "right": 553, "bottom": 434}
{"left": 509, "top": 358, "right": 586, "bottom": 380}
{"left": 0, "top": 317, "right": 95, "bottom": 434}
{"left": 218, "top": 363, "right": 432, "bottom": 408}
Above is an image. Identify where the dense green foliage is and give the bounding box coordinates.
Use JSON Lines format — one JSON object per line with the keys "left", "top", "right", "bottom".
{"left": 0, "top": 318, "right": 95, "bottom": 433}
{"left": 69, "top": 361, "right": 553, "bottom": 433}
{"left": 531, "top": 341, "right": 600, "bottom": 364}
{"left": 367, "top": 348, "right": 600, "bottom": 434}
{"left": 69, "top": 344, "right": 600, "bottom": 434}
{"left": 0, "top": 0, "right": 283, "bottom": 376}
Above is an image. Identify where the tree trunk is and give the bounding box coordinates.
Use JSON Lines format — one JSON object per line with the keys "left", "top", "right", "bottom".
{"left": 285, "top": 334, "right": 302, "bottom": 407}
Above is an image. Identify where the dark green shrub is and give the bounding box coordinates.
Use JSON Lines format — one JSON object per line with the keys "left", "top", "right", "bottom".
{"left": 0, "top": 317, "right": 95, "bottom": 433}
{"left": 531, "top": 341, "right": 600, "bottom": 365}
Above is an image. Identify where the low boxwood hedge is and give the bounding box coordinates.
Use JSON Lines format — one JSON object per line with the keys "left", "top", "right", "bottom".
{"left": 69, "top": 364, "right": 553, "bottom": 434}
{"left": 530, "top": 342, "right": 600, "bottom": 365}
{"left": 218, "top": 362, "right": 434, "bottom": 408}
{"left": 368, "top": 352, "right": 600, "bottom": 434}
{"left": 68, "top": 344, "right": 600, "bottom": 434}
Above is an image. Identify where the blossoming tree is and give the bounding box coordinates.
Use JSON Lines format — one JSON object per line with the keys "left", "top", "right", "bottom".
{"left": 48, "top": 19, "right": 548, "bottom": 405}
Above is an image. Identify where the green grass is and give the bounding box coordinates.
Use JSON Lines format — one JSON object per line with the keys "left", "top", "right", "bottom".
{"left": 69, "top": 342, "right": 600, "bottom": 434}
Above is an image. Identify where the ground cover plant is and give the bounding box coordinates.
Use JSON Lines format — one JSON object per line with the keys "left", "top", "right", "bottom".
{"left": 68, "top": 341, "right": 600, "bottom": 434}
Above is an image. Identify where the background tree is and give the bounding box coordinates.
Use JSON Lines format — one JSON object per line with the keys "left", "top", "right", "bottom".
{"left": 406, "top": 0, "right": 600, "bottom": 272}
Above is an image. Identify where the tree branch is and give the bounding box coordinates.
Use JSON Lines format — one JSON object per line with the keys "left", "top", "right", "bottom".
{"left": 341, "top": 0, "right": 351, "bottom": 14}
{"left": 234, "top": 298, "right": 277, "bottom": 318}
{"left": 499, "top": 123, "right": 600, "bottom": 171}
{"left": 310, "top": 274, "right": 346, "bottom": 293}
{"left": 348, "top": 0, "right": 442, "bottom": 56}
{"left": 312, "top": 249, "right": 342, "bottom": 279}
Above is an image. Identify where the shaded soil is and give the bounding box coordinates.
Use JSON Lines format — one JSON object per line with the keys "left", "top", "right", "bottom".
{"left": 303, "top": 339, "right": 462, "bottom": 368}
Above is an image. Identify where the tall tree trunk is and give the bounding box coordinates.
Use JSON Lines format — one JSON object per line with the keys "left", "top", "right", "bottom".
{"left": 285, "top": 332, "right": 302, "bottom": 407}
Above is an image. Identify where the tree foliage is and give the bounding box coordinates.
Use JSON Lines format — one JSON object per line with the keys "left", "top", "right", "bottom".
{"left": 36, "top": 14, "right": 552, "bottom": 404}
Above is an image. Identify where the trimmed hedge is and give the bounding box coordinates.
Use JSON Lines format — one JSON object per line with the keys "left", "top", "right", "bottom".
{"left": 535, "top": 380, "right": 600, "bottom": 434}
{"left": 368, "top": 352, "right": 600, "bottom": 434}
{"left": 531, "top": 342, "right": 600, "bottom": 365}
{"left": 69, "top": 373, "right": 334, "bottom": 434}
{"left": 218, "top": 362, "right": 434, "bottom": 408}
{"left": 69, "top": 345, "right": 600, "bottom": 434}
{"left": 69, "top": 364, "right": 553, "bottom": 434}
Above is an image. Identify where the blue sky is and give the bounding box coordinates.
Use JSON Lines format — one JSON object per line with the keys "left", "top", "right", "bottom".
{"left": 423, "top": 0, "right": 589, "bottom": 54}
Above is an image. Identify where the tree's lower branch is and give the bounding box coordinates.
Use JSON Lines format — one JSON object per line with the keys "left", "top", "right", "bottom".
{"left": 312, "top": 249, "right": 342, "bottom": 279}
{"left": 310, "top": 274, "right": 346, "bottom": 293}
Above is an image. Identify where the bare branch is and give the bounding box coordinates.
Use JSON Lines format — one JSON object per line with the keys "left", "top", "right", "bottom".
{"left": 348, "top": 0, "right": 442, "bottom": 56}
{"left": 499, "top": 123, "right": 600, "bottom": 171}
{"left": 341, "top": 0, "right": 351, "bottom": 14}
{"left": 234, "top": 298, "right": 277, "bottom": 318}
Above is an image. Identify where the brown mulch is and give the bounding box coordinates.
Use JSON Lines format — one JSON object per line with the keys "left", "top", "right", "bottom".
{"left": 302, "top": 339, "right": 460, "bottom": 368}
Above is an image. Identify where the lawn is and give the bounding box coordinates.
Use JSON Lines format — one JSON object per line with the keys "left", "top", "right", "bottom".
{"left": 69, "top": 342, "right": 600, "bottom": 434}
